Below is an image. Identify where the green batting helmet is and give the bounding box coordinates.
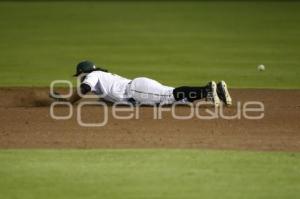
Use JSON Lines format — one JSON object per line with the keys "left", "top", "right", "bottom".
{"left": 73, "top": 60, "right": 96, "bottom": 76}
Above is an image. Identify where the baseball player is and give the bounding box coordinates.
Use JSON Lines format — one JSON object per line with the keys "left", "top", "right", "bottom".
{"left": 50, "top": 60, "right": 232, "bottom": 107}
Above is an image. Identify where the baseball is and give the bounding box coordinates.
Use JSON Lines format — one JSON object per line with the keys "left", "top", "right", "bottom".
{"left": 257, "top": 64, "right": 265, "bottom": 71}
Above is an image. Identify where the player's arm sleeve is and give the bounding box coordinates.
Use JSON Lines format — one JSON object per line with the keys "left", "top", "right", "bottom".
{"left": 80, "top": 83, "right": 91, "bottom": 95}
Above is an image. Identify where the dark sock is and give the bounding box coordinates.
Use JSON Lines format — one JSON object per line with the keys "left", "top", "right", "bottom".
{"left": 173, "top": 86, "right": 208, "bottom": 102}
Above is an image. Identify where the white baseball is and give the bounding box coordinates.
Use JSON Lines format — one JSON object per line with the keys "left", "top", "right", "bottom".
{"left": 257, "top": 64, "right": 265, "bottom": 71}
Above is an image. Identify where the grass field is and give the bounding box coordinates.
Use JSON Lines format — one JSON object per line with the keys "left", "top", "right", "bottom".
{"left": 1, "top": 1, "right": 300, "bottom": 199}
{"left": 0, "top": 1, "right": 300, "bottom": 88}
{"left": 1, "top": 150, "right": 300, "bottom": 199}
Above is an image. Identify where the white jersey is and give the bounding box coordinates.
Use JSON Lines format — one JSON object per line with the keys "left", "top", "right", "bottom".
{"left": 82, "top": 71, "right": 176, "bottom": 105}
{"left": 83, "top": 71, "right": 131, "bottom": 102}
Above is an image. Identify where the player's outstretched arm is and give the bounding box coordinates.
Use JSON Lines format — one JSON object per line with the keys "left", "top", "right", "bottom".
{"left": 49, "top": 90, "right": 81, "bottom": 104}
{"left": 49, "top": 83, "right": 91, "bottom": 104}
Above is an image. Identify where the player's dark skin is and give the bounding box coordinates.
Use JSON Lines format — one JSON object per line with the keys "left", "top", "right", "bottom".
{"left": 68, "top": 92, "right": 81, "bottom": 104}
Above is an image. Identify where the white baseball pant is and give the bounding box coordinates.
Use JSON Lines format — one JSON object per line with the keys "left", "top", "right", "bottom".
{"left": 127, "top": 77, "right": 176, "bottom": 105}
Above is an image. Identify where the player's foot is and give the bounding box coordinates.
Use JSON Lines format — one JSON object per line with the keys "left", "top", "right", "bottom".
{"left": 206, "top": 81, "right": 220, "bottom": 107}
{"left": 217, "top": 80, "right": 232, "bottom": 106}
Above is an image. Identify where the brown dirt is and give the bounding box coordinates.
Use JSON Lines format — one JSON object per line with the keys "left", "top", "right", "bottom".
{"left": 0, "top": 87, "right": 299, "bottom": 151}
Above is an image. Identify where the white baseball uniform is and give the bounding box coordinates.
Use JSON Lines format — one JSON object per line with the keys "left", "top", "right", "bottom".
{"left": 82, "top": 71, "right": 176, "bottom": 105}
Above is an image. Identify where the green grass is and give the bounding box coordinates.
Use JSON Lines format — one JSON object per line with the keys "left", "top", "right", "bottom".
{"left": 1, "top": 2, "right": 299, "bottom": 199}
{"left": 0, "top": 149, "right": 299, "bottom": 199}
{"left": 0, "top": 1, "right": 300, "bottom": 88}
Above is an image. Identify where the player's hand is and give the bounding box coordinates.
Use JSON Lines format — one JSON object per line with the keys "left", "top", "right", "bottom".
{"left": 49, "top": 91, "right": 66, "bottom": 102}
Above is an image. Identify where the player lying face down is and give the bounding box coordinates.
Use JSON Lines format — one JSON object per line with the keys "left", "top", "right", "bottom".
{"left": 50, "top": 60, "right": 232, "bottom": 107}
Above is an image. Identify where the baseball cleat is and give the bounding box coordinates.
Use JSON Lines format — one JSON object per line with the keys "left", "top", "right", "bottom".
{"left": 206, "top": 81, "right": 220, "bottom": 107}
{"left": 217, "top": 80, "right": 232, "bottom": 106}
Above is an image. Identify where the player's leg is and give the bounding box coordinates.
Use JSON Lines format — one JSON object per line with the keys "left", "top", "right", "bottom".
{"left": 173, "top": 81, "right": 220, "bottom": 107}
{"left": 129, "top": 77, "right": 222, "bottom": 107}
{"left": 128, "top": 77, "right": 175, "bottom": 105}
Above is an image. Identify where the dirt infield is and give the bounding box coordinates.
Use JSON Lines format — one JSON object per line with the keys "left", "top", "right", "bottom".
{"left": 0, "top": 88, "right": 299, "bottom": 151}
